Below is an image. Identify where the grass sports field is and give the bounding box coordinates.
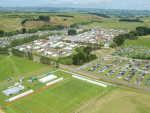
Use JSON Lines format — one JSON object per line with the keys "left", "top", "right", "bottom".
{"left": 1, "top": 69, "right": 111, "bottom": 113}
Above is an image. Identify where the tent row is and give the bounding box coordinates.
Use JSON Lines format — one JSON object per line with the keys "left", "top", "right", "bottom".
{"left": 39, "top": 74, "right": 57, "bottom": 83}
{"left": 46, "top": 77, "right": 63, "bottom": 86}
{"left": 72, "top": 75, "right": 107, "bottom": 87}
{"left": 77, "top": 74, "right": 114, "bottom": 86}
{"left": 8, "top": 90, "right": 33, "bottom": 102}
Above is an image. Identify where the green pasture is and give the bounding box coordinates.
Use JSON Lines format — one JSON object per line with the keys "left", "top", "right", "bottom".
{"left": 0, "top": 55, "right": 47, "bottom": 82}
{"left": 82, "top": 21, "right": 147, "bottom": 30}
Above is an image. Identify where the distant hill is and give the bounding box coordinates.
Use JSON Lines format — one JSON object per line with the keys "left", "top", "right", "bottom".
{"left": 0, "top": 7, "right": 150, "bottom": 16}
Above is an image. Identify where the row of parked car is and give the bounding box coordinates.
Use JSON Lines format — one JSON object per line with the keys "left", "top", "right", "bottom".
{"left": 98, "top": 64, "right": 112, "bottom": 74}
{"left": 88, "top": 63, "right": 103, "bottom": 72}
{"left": 142, "top": 49, "right": 150, "bottom": 57}
{"left": 106, "top": 66, "right": 119, "bottom": 76}
{"left": 117, "top": 46, "right": 132, "bottom": 56}
{"left": 82, "top": 63, "right": 94, "bottom": 70}
{"left": 124, "top": 69, "right": 137, "bottom": 82}
{"left": 139, "top": 46, "right": 145, "bottom": 51}
{"left": 146, "top": 76, "right": 150, "bottom": 86}
{"left": 112, "top": 60, "right": 119, "bottom": 64}
{"left": 142, "top": 61, "right": 150, "bottom": 71}
{"left": 133, "top": 60, "right": 142, "bottom": 70}
{"left": 134, "top": 71, "right": 146, "bottom": 84}
{"left": 125, "top": 59, "right": 135, "bottom": 67}
{"left": 115, "top": 67, "right": 129, "bottom": 79}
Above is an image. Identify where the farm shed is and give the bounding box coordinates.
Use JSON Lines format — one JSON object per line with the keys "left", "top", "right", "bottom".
{"left": 2, "top": 86, "right": 23, "bottom": 96}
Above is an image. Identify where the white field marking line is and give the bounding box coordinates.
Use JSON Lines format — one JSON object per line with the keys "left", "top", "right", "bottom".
{"left": 72, "top": 90, "right": 107, "bottom": 113}
{"left": 12, "top": 102, "right": 28, "bottom": 113}
{"left": 42, "top": 79, "right": 100, "bottom": 108}
{"left": 74, "top": 89, "right": 110, "bottom": 113}
{"left": 6, "top": 105, "right": 16, "bottom": 113}
{"left": 43, "top": 90, "right": 78, "bottom": 105}
{"left": 29, "top": 97, "right": 58, "bottom": 113}
{"left": 59, "top": 69, "right": 114, "bottom": 86}
{"left": 37, "top": 89, "right": 76, "bottom": 106}
{"left": 59, "top": 84, "right": 93, "bottom": 99}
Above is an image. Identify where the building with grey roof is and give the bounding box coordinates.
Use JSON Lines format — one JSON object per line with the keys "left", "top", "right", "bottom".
{"left": 2, "top": 86, "right": 23, "bottom": 96}
{"left": 64, "top": 36, "right": 82, "bottom": 41}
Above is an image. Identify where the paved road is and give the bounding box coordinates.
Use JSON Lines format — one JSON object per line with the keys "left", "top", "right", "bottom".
{"left": 60, "top": 64, "right": 150, "bottom": 91}
{"left": 33, "top": 55, "right": 150, "bottom": 91}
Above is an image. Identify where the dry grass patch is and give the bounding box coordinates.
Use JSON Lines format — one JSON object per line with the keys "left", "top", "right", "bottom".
{"left": 79, "top": 88, "right": 150, "bottom": 113}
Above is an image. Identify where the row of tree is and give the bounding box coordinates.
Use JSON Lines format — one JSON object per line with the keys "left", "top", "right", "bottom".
{"left": 119, "top": 19, "right": 144, "bottom": 22}
{"left": 12, "top": 49, "right": 33, "bottom": 60}
{"left": 0, "top": 47, "right": 9, "bottom": 55}
{"left": 57, "top": 15, "right": 74, "bottom": 18}
{"left": 40, "top": 56, "right": 59, "bottom": 68}
{"left": 88, "top": 13, "right": 111, "bottom": 18}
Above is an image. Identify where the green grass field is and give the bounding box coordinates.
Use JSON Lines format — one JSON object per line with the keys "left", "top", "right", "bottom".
{"left": 1, "top": 69, "right": 110, "bottom": 113}
{"left": 0, "top": 55, "right": 47, "bottom": 82}
{"left": 82, "top": 21, "right": 147, "bottom": 30}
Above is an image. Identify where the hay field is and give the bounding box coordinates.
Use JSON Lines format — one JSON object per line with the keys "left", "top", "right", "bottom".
{"left": 0, "top": 18, "right": 24, "bottom": 32}
{"left": 79, "top": 87, "right": 150, "bottom": 113}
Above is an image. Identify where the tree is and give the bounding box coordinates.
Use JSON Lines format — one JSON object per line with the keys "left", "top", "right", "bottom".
{"left": 68, "top": 29, "right": 76, "bottom": 35}
{"left": 56, "top": 61, "right": 59, "bottom": 68}
{"left": 110, "top": 42, "right": 117, "bottom": 48}
{"left": 22, "top": 28, "right": 27, "bottom": 33}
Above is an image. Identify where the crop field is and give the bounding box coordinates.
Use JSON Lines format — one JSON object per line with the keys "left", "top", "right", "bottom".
{"left": 1, "top": 69, "right": 110, "bottom": 113}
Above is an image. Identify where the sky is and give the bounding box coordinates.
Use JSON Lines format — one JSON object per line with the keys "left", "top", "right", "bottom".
{"left": 1, "top": 0, "right": 150, "bottom": 10}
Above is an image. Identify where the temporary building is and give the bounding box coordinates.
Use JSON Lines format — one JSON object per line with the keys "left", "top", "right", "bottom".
{"left": 45, "top": 52, "right": 52, "bottom": 56}
{"left": 8, "top": 90, "right": 33, "bottom": 102}
{"left": 72, "top": 75, "right": 107, "bottom": 87}
{"left": 2, "top": 86, "right": 23, "bottom": 96}
{"left": 52, "top": 54, "right": 57, "bottom": 57}
{"left": 34, "top": 46, "right": 40, "bottom": 50}
{"left": 35, "top": 42, "right": 42, "bottom": 46}
{"left": 51, "top": 42, "right": 63, "bottom": 48}
{"left": 63, "top": 47, "right": 72, "bottom": 51}
{"left": 19, "top": 48, "right": 25, "bottom": 51}
{"left": 46, "top": 77, "right": 63, "bottom": 86}
{"left": 39, "top": 74, "right": 57, "bottom": 83}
